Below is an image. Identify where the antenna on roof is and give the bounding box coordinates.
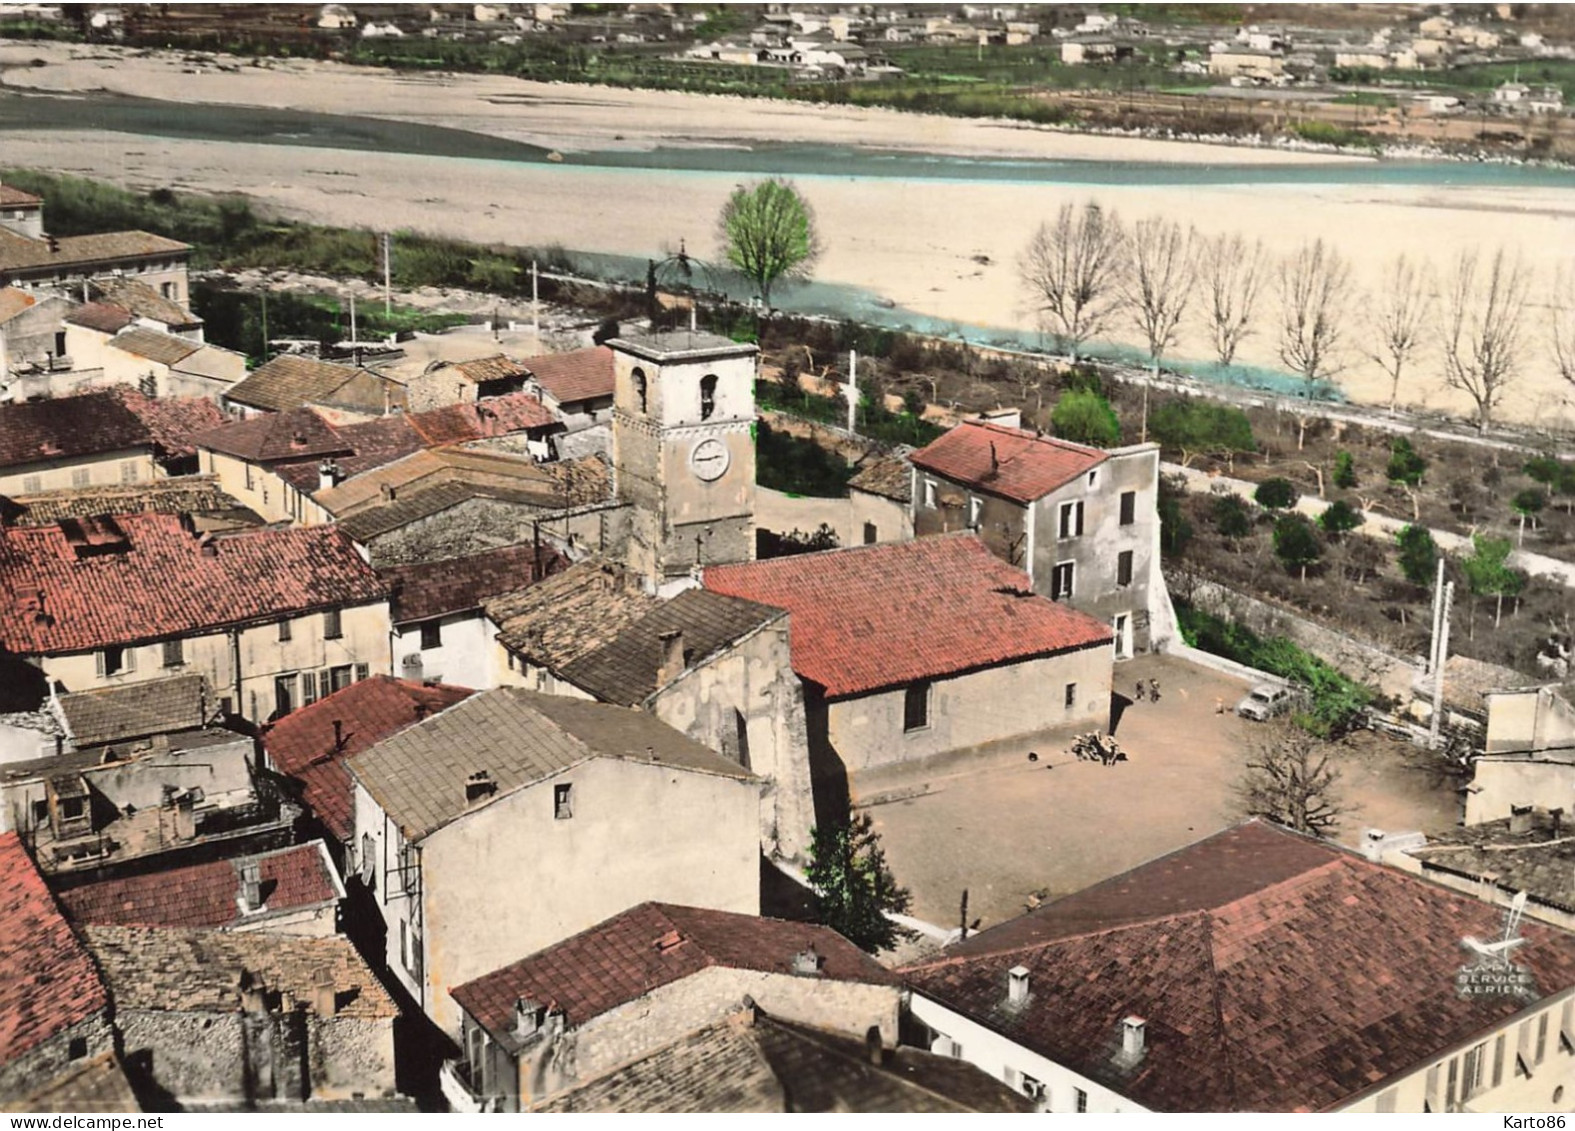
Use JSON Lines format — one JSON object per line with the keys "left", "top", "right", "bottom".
{"left": 1505, "top": 890, "right": 1528, "bottom": 944}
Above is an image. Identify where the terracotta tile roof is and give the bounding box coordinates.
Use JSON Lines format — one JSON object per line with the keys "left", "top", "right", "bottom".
{"left": 0, "top": 228, "right": 189, "bottom": 274}
{"left": 485, "top": 558, "right": 659, "bottom": 670}
{"left": 523, "top": 345, "right": 616, "bottom": 405}
{"left": 406, "top": 390, "right": 554, "bottom": 446}
{"left": 0, "top": 387, "right": 149, "bottom": 469}
{"left": 539, "top": 1011, "right": 1034, "bottom": 1113}
{"left": 224, "top": 354, "right": 398, "bottom": 414}
{"left": 911, "top": 420, "right": 1108, "bottom": 504}
{"left": 559, "top": 588, "right": 785, "bottom": 706}
{"left": 451, "top": 902, "right": 895, "bottom": 1046}
{"left": 0, "top": 286, "right": 37, "bottom": 324}
{"left": 348, "top": 688, "right": 753, "bottom": 841}
{"left": 264, "top": 675, "right": 475, "bottom": 841}
{"left": 382, "top": 543, "right": 566, "bottom": 625}
{"left": 0, "top": 514, "right": 388, "bottom": 654}
{"left": 195, "top": 407, "right": 352, "bottom": 463}
{"left": 0, "top": 832, "right": 108, "bottom": 1068}
{"left": 903, "top": 820, "right": 1575, "bottom": 1112}
{"left": 65, "top": 301, "right": 135, "bottom": 335}
{"left": 4, "top": 476, "right": 238, "bottom": 527}
{"left": 847, "top": 449, "right": 913, "bottom": 503}
{"left": 83, "top": 925, "right": 397, "bottom": 1019}
{"left": 121, "top": 391, "right": 227, "bottom": 459}
{"left": 5, "top": 1051, "right": 141, "bottom": 1113}
{"left": 88, "top": 277, "right": 200, "bottom": 329}
{"left": 0, "top": 184, "right": 42, "bottom": 208}
{"left": 58, "top": 673, "right": 212, "bottom": 747}
{"left": 110, "top": 326, "right": 202, "bottom": 368}
{"left": 58, "top": 841, "right": 342, "bottom": 931}
{"left": 1409, "top": 812, "right": 1575, "bottom": 916}
{"left": 705, "top": 535, "right": 1113, "bottom": 698}
{"left": 272, "top": 415, "right": 429, "bottom": 494}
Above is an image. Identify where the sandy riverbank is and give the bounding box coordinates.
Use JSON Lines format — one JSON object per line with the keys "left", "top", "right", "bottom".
{"left": 2, "top": 42, "right": 1574, "bottom": 426}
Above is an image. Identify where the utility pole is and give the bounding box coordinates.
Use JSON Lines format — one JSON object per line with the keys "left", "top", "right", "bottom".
{"left": 381, "top": 232, "right": 392, "bottom": 315}
{"left": 1430, "top": 579, "right": 1455, "bottom": 750}
{"left": 259, "top": 290, "right": 269, "bottom": 364}
{"left": 531, "top": 259, "right": 540, "bottom": 346}
{"left": 846, "top": 349, "right": 858, "bottom": 433}
{"left": 348, "top": 290, "right": 357, "bottom": 350}
{"left": 1427, "top": 556, "right": 1446, "bottom": 675}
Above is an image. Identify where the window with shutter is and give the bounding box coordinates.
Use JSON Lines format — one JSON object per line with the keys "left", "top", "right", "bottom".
{"left": 1117, "top": 550, "right": 1134, "bottom": 587}
{"left": 323, "top": 609, "right": 342, "bottom": 639}
{"left": 162, "top": 639, "right": 183, "bottom": 668}
{"left": 355, "top": 662, "right": 369, "bottom": 682}
{"left": 302, "top": 671, "right": 318, "bottom": 706}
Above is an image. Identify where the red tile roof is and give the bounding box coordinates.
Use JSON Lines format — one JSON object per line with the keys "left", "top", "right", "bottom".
{"left": 273, "top": 415, "right": 428, "bottom": 494}
{"left": 195, "top": 407, "right": 352, "bottom": 464}
{"left": 444, "top": 353, "right": 531, "bottom": 386}
{"left": 121, "top": 391, "right": 227, "bottom": 459}
{"left": 904, "top": 821, "right": 1575, "bottom": 1112}
{"left": 407, "top": 390, "right": 553, "bottom": 447}
{"left": 0, "top": 514, "right": 388, "bottom": 655}
{"left": 56, "top": 841, "right": 342, "bottom": 930}
{"left": 0, "top": 832, "right": 108, "bottom": 1068}
{"left": 911, "top": 420, "right": 1108, "bottom": 504}
{"left": 524, "top": 346, "right": 616, "bottom": 406}
{"left": 0, "top": 185, "right": 42, "bottom": 208}
{"left": 264, "top": 676, "right": 476, "bottom": 840}
{"left": 65, "top": 302, "right": 135, "bottom": 335}
{"left": 382, "top": 543, "right": 566, "bottom": 625}
{"left": 705, "top": 535, "right": 1112, "bottom": 698}
{"left": 451, "top": 902, "right": 896, "bottom": 1045}
{"left": 0, "top": 387, "right": 148, "bottom": 469}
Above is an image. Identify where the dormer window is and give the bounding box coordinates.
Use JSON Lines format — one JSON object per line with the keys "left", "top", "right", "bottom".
{"left": 700, "top": 373, "right": 718, "bottom": 421}
{"left": 632, "top": 367, "right": 648, "bottom": 414}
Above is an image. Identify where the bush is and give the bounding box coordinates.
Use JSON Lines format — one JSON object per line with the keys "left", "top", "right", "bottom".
{"left": 1255, "top": 477, "right": 1297, "bottom": 511}
{"left": 1387, "top": 436, "right": 1427, "bottom": 486}
{"left": 1050, "top": 389, "right": 1121, "bottom": 448}
{"left": 1158, "top": 474, "right": 1193, "bottom": 557}
{"left": 1395, "top": 524, "right": 1439, "bottom": 586}
{"left": 1333, "top": 450, "right": 1357, "bottom": 490}
{"left": 1212, "top": 493, "right": 1252, "bottom": 543}
{"left": 1524, "top": 455, "right": 1563, "bottom": 485}
{"left": 1273, "top": 514, "right": 1323, "bottom": 580}
{"left": 1319, "top": 499, "right": 1364, "bottom": 537}
{"left": 1148, "top": 399, "right": 1256, "bottom": 467}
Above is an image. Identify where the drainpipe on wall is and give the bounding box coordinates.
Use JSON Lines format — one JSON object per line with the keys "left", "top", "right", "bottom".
{"left": 229, "top": 627, "right": 243, "bottom": 718}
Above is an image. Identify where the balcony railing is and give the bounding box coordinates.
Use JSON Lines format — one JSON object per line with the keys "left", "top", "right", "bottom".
{"left": 439, "top": 1059, "right": 498, "bottom": 1114}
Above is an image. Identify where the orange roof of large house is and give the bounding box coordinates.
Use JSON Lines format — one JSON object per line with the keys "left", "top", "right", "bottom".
{"left": 705, "top": 534, "right": 1112, "bottom": 698}
{"left": 0, "top": 832, "right": 108, "bottom": 1068}
{"left": 524, "top": 346, "right": 616, "bottom": 405}
{"left": 264, "top": 676, "right": 476, "bottom": 841}
{"left": 904, "top": 820, "right": 1575, "bottom": 1112}
{"left": 911, "top": 420, "right": 1108, "bottom": 504}
{"left": 0, "top": 514, "right": 387, "bottom": 655}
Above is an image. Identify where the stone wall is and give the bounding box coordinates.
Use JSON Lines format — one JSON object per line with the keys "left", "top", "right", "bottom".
{"left": 366, "top": 498, "right": 629, "bottom": 568}
{"left": 0, "top": 1013, "right": 115, "bottom": 1103}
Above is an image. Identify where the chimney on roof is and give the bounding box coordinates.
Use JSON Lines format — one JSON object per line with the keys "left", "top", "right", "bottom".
{"left": 1119, "top": 1016, "right": 1147, "bottom": 1065}
{"left": 402, "top": 653, "right": 424, "bottom": 685}
{"left": 1007, "top": 965, "right": 1030, "bottom": 1007}
{"left": 179, "top": 512, "right": 196, "bottom": 537}
{"left": 1511, "top": 804, "right": 1534, "bottom": 836}
{"left": 197, "top": 532, "right": 218, "bottom": 557}
{"left": 46, "top": 233, "right": 59, "bottom": 254}
{"left": 514, "top": 997, "right": 544, "bottom": 1040}
{"left": 318, "top": 460, "right": 343, "bottom": 492}
{"left": 792, "top": 946, "right": 824, "bottom": 976}
{"left": 414, "top": 700, "right": 428, "bottom": 721}
{"left": 989, "top": 441, "right": 1000, "bottom": 475}
{"left": 465, "top": 770, "right": 497, "bottom": 804}
{"left": 657, "top": 628, "right": 685, "bottom": 687}
{"left": 381, "top": 482, "right": 396, "bottom": 503}
{"left": 312, "top": 967, "right": 338, "bottom": 1019}
{"left": 239, "top": 861, "right": 264, "bottom": 913}
{"left": 332, "top": 719, "right": 345, "bottom": 753}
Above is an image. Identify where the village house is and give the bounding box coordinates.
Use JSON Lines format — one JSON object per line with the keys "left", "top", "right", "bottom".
{"left": 0, "top": 831, "right": 119, "bottom": 1105}
{"left": 346, "top": 687, "right": 761, "bottom": 1035}
{"left": 903, "top": 819, "right": 1575, "bottom": 1113}
{"left": 0, "top": 386, "right": 224, "bottom": 495}
{"left": 223, "top": 354, "right": 406, "bottom": 422}
{"left": 262, "top": 675, "right": 474, "bottom": 871}
{"left": 52, "top": 317, "right": 245, "bottom": 403}
{"left": 704, "top": 535, "right": 1114, "bottom": 804}
{"left": 0, "top": 513, "right": 390, "bottom": 724}
{"left": 382, "top": 542, "right": 566, "bottom": 690}
{"left": 404, "top": 353, "right": 531, "bottom": 413}
{"left": 0, "top": 284, "right": 75, "bottom": 384}
{"left": 1207, "top": 43, "right": 1285, "bottom": 80}
{"left": 846, "top": 448, "right": 913, "bottom": 545}
{"left": 440, "top": 901, "right": 902, "bottom": 1111}
{"left": 910, "top": 420, "right": 1161, "bottom": 659}
{"left": 83, "top": 924, "right": 399, "bottom": 1107}
{"left": 0, "top": 182, "right": 191, "bottom": 306}
{"left": 56, "top": 839, "right": 344, "bottom": 937}
{"left": 520, "top": 345, "right": 616, "bottom": 439}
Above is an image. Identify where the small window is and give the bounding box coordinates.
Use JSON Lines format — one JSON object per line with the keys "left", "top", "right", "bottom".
{"left": 1087, "top": 469, "right": 1098, "bottom": 489}
{"left": 699, "top": 373, "right": 718, "bottom": 420}
{"left": 1538, "top": 1013, "right": 1550, "bottom": 1065}
{"left": 1075, "top": 1088, "right": 1088, "bottom": 1113}
{"left": 360, "top": 832, "right": 376, "bottom": 890}
{"left": 302, "top": 670, "right": 318, "bottom": 706}
{"left": 244, "top": 463, "right": 254, "bottom": 490}
{"left": 67, "top": 1036, "right": 88, "bottom": 1061}
{"left": 968, "top": 496, "right": 983, "bottom": 528}
{"left": 355, "top": 662, "right": 370, "bottom": 683}
{"left": 863, "top": 521, "right": 877, "bottom": 545}
{"left": 329, "top": 665, "right": 351, "bottom": 693}
{"left": 1117, "top": 550, "right": 1134, "bottom": 588}
{"left": 1065, "top": 682, "right": 1077, "bottom": 709}
{"left": 554, "top": 782, "right": 574, "bottom": 820}
{"left": 924, "top": 481, "right": 937, "bottom": 508}
{"left": 274, "top": 674, "right": 296, "bottom": 718}
{"left": 21, "top": 475, "right": 40, "bottom": 494}
{"left": 1058, "top": 500, "right": 1085, "bottom": 539}
{"left": 1119, "top": 490, "right": 1136, "bottom": 526}
{"left": 54, "top": 330, "right": 67, "bottom": 356}
{"left": 278, "top": 619, "right": 293, "bottom": 643}
{"left": 323, "top": 609, "right": 342, "bottom": 639}
{"left": 420, "top": 620, "right": 442, "bottom": 650}
{"left": 61, "top": 796, "right": 85, "bottom": 821}
{"left": 71, "top": 468, "right": 91, "bottom": 488}
{"left": 904, "top": 682, "right": 931, "bottom": 732}
{"left": 162, "top": 639, "right": 184, "bottom": 668}
{"left": 1051, "top": 562, "right": 1075, "bottom": 601}
{"left": 99, "top": 646, "right": 131, "bottom": 677}
{"left": 160, "top": 281, "right": 174, "bottom": 300}
{"left": 632, "top": 367, "right": 648, "bottom": 414}
{"left": 120, "top": 460, "right": 140, "bottom": 484}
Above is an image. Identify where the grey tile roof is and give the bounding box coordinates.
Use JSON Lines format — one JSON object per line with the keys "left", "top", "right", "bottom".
{"left": 346, "top": 688, "right": 755, "bottom": 841}
{"left": 559, "top": 589, "right": 785, "bottom": 706}
{"left": 1408, "top": 812, "right": 1575, "bottom": 914}
{"left": 485, "top": 559, "right": 659, "bottom": 670}
{"left": 110, "top": 327, "right": 202, "bottom": 368}
{"left": 58, "top": 674, "right": 212, "bottom": 747}
{"left": 848, "top": 449, "right": 913, "bottom": 504}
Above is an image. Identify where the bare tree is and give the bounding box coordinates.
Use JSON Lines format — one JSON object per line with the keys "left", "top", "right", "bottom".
{"left": 1550, "top": 266, "right": 1575, "bottom": 395}
{"left": 1235, "top": 722, "right": 1346, "bottom": 837}
{"left": 1019, "top": 201, "right": 1126, "bottom": 362}
{"left": 1199, "top": 232, "right": 1268, "bottom": 368}
{"left": 1278, "top": 239, "right": 1351, "bottom": 450}
{"left": 1122, "top": 217, "right": 1195, "bottom": 443}
{"left": 1442, "top": 246, "right": 1531, "bottom": 434}
{"left": 1364, "top": 253, "right": 1433, "bottom": 414}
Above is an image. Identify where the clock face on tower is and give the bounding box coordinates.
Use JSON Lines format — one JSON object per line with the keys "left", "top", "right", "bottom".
{"left": 689, "top": 437, "right": 731, "bottom": 482}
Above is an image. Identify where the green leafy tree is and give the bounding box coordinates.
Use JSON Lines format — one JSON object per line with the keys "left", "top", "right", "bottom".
{"left": 1395, "top": 524, "right": 1439, "bottom": 586}
{"left": 1523, "top": 455, "right": 1562, "bottom": 486}
{"left": 1386, "top": 436, "right": 1427, "bottom": 486}
{"left": 1147, "top": 399, "right": 1256, "bottom": 470}
{"left": 1158, "top": 474, "right": 1193, "bottom": 557}
{"left": 1460, "top": 533, "right": 1523, "bottom": 631}
{"left": 804, "top": 813, "right": 914, "bottom": 954}
{"left": 1318, "top": 499, "right": 1363, "bottom": 537}
{"left": 717, "top": 178, "right": 821, "bottom": 309}
{"left": 1273, "top": 514, "right": 1323, "bottom": 581}
{"left": 1051, "top": 389, "right": 1121, "bottom": 447}
{"left": 1212, "top": 493, "right": 1252, "bottom": 550}
{"left": 1511, "top": 488, "right": 1545, "bottom": 546}
{"left": 1333, "top": 450, "right": 1358, "bottom": 490}
{"left": 1254, "top": 477, "right": 1297, "bottom": 511}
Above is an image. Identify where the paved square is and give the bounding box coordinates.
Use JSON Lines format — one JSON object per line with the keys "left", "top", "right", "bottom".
{"left": 855, "top": 653, "right": 1459, "bottom": 934}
